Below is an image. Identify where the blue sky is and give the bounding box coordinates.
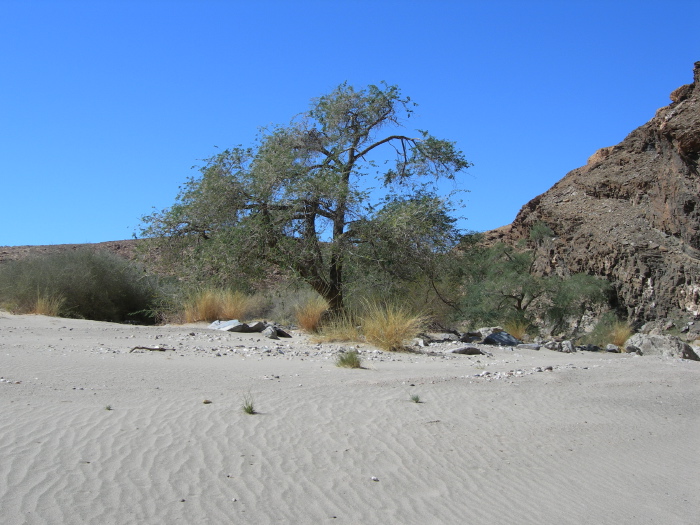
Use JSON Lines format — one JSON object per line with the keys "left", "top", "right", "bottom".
{"left": 1, "top": 0, "right": 698, "bottom": 247}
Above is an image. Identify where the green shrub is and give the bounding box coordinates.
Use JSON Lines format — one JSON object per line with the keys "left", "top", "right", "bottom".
{"left": 335, "top": 350, "right": 362, "bottom": 368}
{"left": 0, "top": 249, "right": 164, "bottom": 323}
{"left": 578, "top": 312, "right": 633, "bottom": 347}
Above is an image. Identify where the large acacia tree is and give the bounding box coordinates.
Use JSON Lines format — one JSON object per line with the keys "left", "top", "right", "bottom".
{"left": 140, "top": 83, "right": 470, "bottom": 311}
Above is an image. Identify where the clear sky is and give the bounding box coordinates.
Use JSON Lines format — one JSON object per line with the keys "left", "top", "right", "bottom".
{"left": 1, "top": 0, "right": 698, "bottom": 247}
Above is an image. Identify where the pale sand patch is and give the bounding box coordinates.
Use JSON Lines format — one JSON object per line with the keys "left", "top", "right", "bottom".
{"left": 1, "top": 312, "right": 698, "bottom": 524}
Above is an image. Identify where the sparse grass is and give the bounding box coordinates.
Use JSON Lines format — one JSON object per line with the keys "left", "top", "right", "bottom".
{"left": 31, "top": 293, "right": 66, "bottom": 317}
{"left": 294, "top": 295, "right": 329, "bottom": 333}
{"left": 503, "top": 319, "right": 529, "bottom": 341}
{"left": 105, "top": 405, "right": 113, "bottom": 411}
{"left": 242, "top": 393, "right": 256, "bottom": 414}
{"left": 361, "top": 301, "right": 426, "bottom": 352}
{"left": 410, "top": 394, "right": 421, "bottom": 403}
{"left": 183, "top": 288, "right": 258, "bottom": 323}
{"left": 335, "top": 350, "right": 362, "bottom": 368}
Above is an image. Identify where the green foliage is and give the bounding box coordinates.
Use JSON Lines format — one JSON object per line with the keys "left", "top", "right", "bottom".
{"left": 410, "top": 394, "right": 421, "bottom": 403}
{"left": 139, "top": 82, "right": 470, "bottom": 312}
{"left": 335, "top": 350, "right": 362, "bottom": 369}
{"left": 578, "top": 312, "right": 633, "bottom": 347}
{"left": 459, "top": 242, "right": 610, "bottom": 333}
{"left": 529, "top": 221, "right": 554, "bottom": 244}
{"left": 0, "top": 249, "right": 165, "bottom": 323}
{"left": 241, "top": 393, "right": 256, "bottom": 415}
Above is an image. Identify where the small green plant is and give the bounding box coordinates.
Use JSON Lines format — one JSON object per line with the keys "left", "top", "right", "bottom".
{"left": 242, "top": 393, "right": 256, "bottom": 415}
{"left": 105, "top": 405, "right": 113, "bottom": 411}
{"left": 335, "top": 350, "right": 362, "bottom": 369}
{"left": 410, "top": 394, "right": 421, "bottom": 403}
{"left": 294, "top": 295, "right": 329, "bottom": 333}
{"left": 362, "top": 301, "right": 426, "bottom": 352}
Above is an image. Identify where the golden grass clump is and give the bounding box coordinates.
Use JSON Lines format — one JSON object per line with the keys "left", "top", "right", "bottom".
{"left": 183, "top": 289, "right": 257, "bottom": 323}
{"left": 294, "top": 295, "right": 329, "bottom": 333}
{"left": 31, "top": 294, "right": 66, "bottom": 317}
{"left": 503, "top": 319, "right": 529, "bottom": 341}
{"left": 361, "top": 302, "right": 426, "bottom": 352}
{"left": 609, "top": 321, "right": 633, "bottom": 347}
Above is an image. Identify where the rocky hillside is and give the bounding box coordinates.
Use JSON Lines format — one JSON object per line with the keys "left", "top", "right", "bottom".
{"left": 488, "top": 62, "right": 700, "bottom": 324}
{"left": 0, "top": 239, "right": 142, "bottom": 264}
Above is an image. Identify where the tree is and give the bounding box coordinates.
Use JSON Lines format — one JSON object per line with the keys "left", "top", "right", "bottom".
{"left": 139, "top": 83, "right": 470, "bottom": 311}
{"left": 459, "top": 242, "right": 610, "bottom": 333}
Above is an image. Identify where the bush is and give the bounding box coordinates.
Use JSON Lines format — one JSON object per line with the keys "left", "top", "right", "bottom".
{"left": 578, "top": 313, "right": 633, "bottom": 347}
{"left": 361, "top": 301, "right": 426, "bottom": 352}
{"left": 0, "top": 249, "right": 163, "bottom": 323}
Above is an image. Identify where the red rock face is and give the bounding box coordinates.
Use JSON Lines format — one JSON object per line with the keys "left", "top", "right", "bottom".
{"left": 492, "top": 62, "right": 700, "bottom": 323}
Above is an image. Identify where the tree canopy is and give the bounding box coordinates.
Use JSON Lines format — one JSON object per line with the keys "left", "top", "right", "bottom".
{"left": 139, "top": 82, "right": 470, "bottom": 311}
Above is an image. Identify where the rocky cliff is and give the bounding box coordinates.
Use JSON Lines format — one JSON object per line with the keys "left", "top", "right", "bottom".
{"left": 488, "top": 62, "right": 700, "bottom": 324}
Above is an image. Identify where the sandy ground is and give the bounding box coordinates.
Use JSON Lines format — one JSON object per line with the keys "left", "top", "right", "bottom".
{"left": 1, "top": 311, "right": 698, "bottom": 525}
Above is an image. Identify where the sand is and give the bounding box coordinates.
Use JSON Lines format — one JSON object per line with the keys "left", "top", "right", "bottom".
{"left": 1, "top": 311, "right": 698, "bottom": 524}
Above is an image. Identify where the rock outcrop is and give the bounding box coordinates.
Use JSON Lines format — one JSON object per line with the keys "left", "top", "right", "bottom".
{"left": 489, "top": 62, "right": 700, "bottom": 324}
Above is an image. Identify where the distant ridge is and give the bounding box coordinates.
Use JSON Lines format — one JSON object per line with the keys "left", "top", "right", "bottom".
{"left": 0, "top": 239, "right": 141, "bottom": 264}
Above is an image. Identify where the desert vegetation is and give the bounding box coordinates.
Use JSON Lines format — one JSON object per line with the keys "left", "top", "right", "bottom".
{"left": 0, "top": 249, "right": 165, "bottom": 323}
{"left": 0, "top": 84, "right": 625, "bottom": 343}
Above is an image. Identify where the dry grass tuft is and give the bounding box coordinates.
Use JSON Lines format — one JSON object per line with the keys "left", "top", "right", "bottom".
{"left": 503, "top": 319, "right": 529, "bottom": 341}
{"left": 31, "top": 294, "right": 66, "bottom": 317}
{"left": 294, "top": 295, "right": 329, "bottom": 333}
{"left": 361, "top": 301, "right": 426, "bottom": 352}
{"left": 183, "top": 289, "right": 257, "bottom": 323}
{"left": 609, "top": 321, "right": 633, "bottom": 346}
{"left": 313, "top": 311, "right": 361, "bottom": 343}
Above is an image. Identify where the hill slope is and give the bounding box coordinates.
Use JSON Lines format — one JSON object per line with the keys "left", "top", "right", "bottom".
{"left": 488, "top": 62, "right": 700, "bottom": 323}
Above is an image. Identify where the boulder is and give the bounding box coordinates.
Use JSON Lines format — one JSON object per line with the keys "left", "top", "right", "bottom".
{"left": 560, "top": 340, "right": 576, "bottom": 353}
{"left": 423, "top": 332, "right": 460, "bottom": 343}
{"left": 625, "top": 334, "right": 700, "bottom": 360}
{"left": 483, "top": 331, "right": 521, "bottom": 347}
{"left": 459, "top": 332, "right": 482, "bottom": 343}
{"left": 262, "top": 326, "right": 279, "bottom": 339}
{"left": 516, "top": 343, "right": 541, "bottom": 350}
{"left": 211, "top": 320, "right": 249, "bottom": 332}
{"left": 451, "top": 346, "right": 485, "bottom": 355}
